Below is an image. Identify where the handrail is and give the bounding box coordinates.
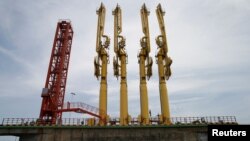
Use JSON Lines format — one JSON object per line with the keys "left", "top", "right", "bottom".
{"left": 1, "top": 116, "right": 237, "bottom": 126}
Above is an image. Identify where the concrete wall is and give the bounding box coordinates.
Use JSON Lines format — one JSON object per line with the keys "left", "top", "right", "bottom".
{"left": 0, "top": 125, "right": 207, "bottom": 141}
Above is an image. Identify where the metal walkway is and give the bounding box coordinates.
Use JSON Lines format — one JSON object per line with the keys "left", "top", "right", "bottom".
{"left": 59, "top": 102, "right": 102, "bottom": 118}
{"left": 1, "top": 116, "right": 237, "bottom": 126}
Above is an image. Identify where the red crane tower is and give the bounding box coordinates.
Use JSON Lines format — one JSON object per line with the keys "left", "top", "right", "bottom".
{"left": 39, "top": 20, "right": 74, "bottom": 124}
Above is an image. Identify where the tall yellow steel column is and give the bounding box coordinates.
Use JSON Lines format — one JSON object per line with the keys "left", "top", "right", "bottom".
{"left": 138, "top": 4, "right": 153, "bottom": 125}
{"left": 113, "top": 5, "right": 129, "bottom": 126}
{"left": 119, "top": 53, "right": 128, "bottom": 125}
{"left": 155, "top": 4, "right": 172, "bottom": 125}
{"left": 94, "top": 3, "right": 110, "bottom": 126}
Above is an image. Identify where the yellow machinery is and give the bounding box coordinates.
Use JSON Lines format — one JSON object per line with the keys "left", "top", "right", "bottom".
{"left": 112, "top": 5, "right": 130, "bottom": 126}
{"left": 138, "top": 4, "right": 153, "bottom": 125}
{"left": 155, "top": 4, "right": 172, "bottom": 125}
{"left": 94, "top": 3, "right": 110, "bottom": 126}
{"left": 87, "top": 118, "right": 96, "bottom": 126}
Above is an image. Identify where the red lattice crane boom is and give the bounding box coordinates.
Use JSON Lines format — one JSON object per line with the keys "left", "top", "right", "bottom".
{"left": 39, "top": 20, "right": 73, "bottom": 124}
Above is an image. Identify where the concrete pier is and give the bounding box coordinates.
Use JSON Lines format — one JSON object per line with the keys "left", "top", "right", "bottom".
{"left": 0, "top": 125, "right": 207, "bottom": 141}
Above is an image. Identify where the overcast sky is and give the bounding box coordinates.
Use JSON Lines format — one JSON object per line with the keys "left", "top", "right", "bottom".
{"left": 0, "top": 0, "right": 250, "bottom": 136}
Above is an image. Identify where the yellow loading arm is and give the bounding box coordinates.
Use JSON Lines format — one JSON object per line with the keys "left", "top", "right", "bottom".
{"left": 112, "top": 5, "right": 130, "bottom": 126}
{"left": 156, "top": 4, "right": 172, "bottom": 79}
{"left": 138, "top": 4, "right": 153, "bottom": 125}
{"left": 155, "top": 3, "right": 172, "bottom": 125}
{"left": 94, "top": 3, "right": 110, "bottom": 126}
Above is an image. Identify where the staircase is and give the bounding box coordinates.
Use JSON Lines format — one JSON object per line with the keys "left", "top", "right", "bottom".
{"left": 60, "top": 102, "right": 103, "bottom": 118}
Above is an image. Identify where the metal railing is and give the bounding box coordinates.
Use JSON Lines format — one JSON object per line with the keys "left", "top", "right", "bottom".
{"left": 62, "top": 102, "right": 104, "bottom": 116}
{"left": 1, "top": 118, "right": 37, "bottom": 126}
{"left": 1, "top": 116, "right": 237, "bottom": 126}
{"left": 169, "top": 116, "right": 237, "bottom": 125}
